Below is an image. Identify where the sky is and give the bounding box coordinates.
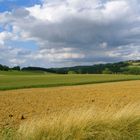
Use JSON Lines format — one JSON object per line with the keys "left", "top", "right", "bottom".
{"left": 0, "top": 0, "right": 140, "bottom": 68}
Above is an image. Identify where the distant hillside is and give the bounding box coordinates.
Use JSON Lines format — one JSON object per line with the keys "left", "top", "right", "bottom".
{"left": 0, "top": 60, "right": 140, "bottom": 75}
{"left": 48, "top": 60, "right": 140, "bottom": 74}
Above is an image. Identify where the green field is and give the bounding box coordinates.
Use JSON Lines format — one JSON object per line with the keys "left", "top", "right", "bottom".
{"left": 0, "top": 71, "right": 140, "bottom": 90}
{"left": 0, "top": 70, "right": 51, "bottom": 75}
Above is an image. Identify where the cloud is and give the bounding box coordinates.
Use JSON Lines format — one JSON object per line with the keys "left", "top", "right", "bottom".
{"left": 0, "top": 0, "right": 140, "bottom": 67}
{"left": 0, "top": 31, "right": 13, "bottom": 45}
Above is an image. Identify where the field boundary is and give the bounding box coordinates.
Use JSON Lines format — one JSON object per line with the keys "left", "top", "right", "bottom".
{"left": 0, "top": 79, "right": 140, "bottom": 91}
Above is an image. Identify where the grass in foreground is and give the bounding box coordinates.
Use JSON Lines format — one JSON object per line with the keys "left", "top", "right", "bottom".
{"left": 0, "top": 72, "right": 140, "bottom": 90}
{"left": 1, "top": 104, "right": 140, "bottom": 140}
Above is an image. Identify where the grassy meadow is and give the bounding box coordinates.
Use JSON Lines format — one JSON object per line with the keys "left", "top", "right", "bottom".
{"left": 0, "top": 71, "right": 140, "bottom": 90}
{"left": 0, "top": 71, "right": 140, "bottom": 139}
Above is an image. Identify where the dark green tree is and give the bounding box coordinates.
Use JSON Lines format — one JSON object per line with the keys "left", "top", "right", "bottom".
{"left": 12, "top": 66, "right": 20, "bottom": 71}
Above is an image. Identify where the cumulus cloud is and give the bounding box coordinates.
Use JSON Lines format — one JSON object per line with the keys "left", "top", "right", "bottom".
{"left": 0, "top": 0, "right": 140, "bottom": 67}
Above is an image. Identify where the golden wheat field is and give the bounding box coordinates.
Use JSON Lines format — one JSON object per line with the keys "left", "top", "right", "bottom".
{"left": 0, "top": 80, "right": 140, "bottom": 131}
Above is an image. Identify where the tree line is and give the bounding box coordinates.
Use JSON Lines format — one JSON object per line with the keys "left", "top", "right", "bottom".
{"left": 0, "top": 60, "right": 140, "bottom": 75}
{"left": 0, "top": 64, "right": 20, "bottom": 71}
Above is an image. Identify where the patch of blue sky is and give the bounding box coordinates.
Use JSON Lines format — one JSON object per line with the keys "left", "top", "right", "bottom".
{"left": 0, "top": 26, "right": 3, "bottom": 32}
{"left": 0, "top": 0, "right": 42, "bottom": 12}
{"left": 3, "top": 24, "right": 13, "bottom": 32}
{"left": 5, "top": 40, "right": 38, "bottom": 51}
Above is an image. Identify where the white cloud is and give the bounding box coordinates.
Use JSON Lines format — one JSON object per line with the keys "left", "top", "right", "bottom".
{"left": 102, "top": 1, "right": 130, "bottom": 20}
{"left": 0, "top": 32, "right": 13, "bottom": 45}
{"left": 27, "top": 0, "right": 102, "bottom": 22}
